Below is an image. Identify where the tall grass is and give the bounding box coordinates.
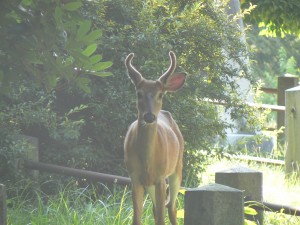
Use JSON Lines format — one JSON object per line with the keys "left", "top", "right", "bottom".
{"left": 7, "top": 158, "right": 300, "bottom": 225}
{"left": 7, "top": 180, "right": 186, "bottom": 225}
{"left": 8, "top": 183, "right": 132, "bottom": 225}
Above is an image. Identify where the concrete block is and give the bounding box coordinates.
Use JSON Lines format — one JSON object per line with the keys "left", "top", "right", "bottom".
{"left": 215, "top": 166, "right": 263, "bottom": 224}
{"left": 184, "top": 183, "right": 244, "bottom": 225}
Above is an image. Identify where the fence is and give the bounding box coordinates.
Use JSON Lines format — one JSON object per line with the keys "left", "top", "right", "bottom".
{"left": 1, "top": 163, "right": 299, "bottom": 225}
{"left": 212, "top": 75, "right": 300, "bottom": 173}
{"left": 258, "top": 75, "right": 300, "bottom": 174}
{"left": 183, "top": 72, "right": 300, "bottom": 225}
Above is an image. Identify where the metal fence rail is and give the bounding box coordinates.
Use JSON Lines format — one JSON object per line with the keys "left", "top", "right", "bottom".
{"left": 23, "top": 160, "right": 131, "bottom": 186}
{"left": 246, "top": 201, "right": 300, "bottom": 217}
{"left": 22, "top": 160, "right": 299, "bottom": 217}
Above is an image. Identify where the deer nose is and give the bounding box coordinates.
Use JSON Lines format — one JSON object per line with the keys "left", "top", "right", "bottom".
{"left": 144, "top": 113, "right": 156, "bottom": 123}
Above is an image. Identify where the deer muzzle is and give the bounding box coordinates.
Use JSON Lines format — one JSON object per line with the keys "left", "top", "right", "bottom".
{"left": 143, "top": 112, "right": 156, "bottom": 123}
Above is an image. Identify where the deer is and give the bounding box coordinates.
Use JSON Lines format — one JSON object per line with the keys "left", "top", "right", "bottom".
{"left": 124, "top": 51, "right": 186, "bottom": 225}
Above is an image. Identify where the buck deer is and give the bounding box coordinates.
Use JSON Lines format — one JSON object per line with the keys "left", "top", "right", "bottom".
{"left": 124, "top": 51, "right": 186, "bottom": 225}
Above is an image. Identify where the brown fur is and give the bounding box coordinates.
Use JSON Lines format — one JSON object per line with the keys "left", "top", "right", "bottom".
{"left": 124, "top": 52, "right": 186, "bottom": 225}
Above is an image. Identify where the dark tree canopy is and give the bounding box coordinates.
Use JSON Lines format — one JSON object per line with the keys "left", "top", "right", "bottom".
{"left": 241, "top": 0, "right": 300, "bottom": 37}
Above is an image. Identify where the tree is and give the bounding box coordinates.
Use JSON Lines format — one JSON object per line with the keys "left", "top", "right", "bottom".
{"left": 1, "top": 0, "right": 257, "bottom": 189}
{"left": 241, "top": 0, "right": 300, "bottom": 37}
{"left": 0, "top": 0, "right": 112, "bottom": 94}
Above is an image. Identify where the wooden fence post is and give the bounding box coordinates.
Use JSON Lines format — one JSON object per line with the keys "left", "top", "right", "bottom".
{"left": 215, "top": 167, "right": 263, "bottom": 225}
{"left": 277, "top": 75, "right": 299, "bottom": 143}
{"left": 0, "top": 184, "right": 7, "bottom": 225}
{"left": 285, "top": 86, "right": 300, "bottom": 175}
{"left": 184, "top": 183, "right": 244, "bottom": 225}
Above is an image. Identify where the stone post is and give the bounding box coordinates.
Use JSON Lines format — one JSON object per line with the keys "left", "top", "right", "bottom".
{"left": 184, "top": 183, "right": 244, "bottom": 225}
{"left": 215, "top": 167, "right": 263, "bottom": 224}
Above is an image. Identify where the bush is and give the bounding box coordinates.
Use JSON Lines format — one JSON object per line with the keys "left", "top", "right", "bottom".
{"left": 1, "top": 0, "right": 256, "bottom": 190}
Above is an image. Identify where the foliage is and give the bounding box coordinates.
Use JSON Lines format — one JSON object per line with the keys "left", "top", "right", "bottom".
{"left": 247, "top": 27, "right": 300, "bottom": 85}
{"left": 246, "top": 26, "right": 300, "bottom": 109}
{"left": 1, "top": 0, "right": 258, "bottom": 190}
{"left": 89, "top": 0, "right": 254, "bottom": 181}
{"left": 0, "top": 0, "right": 112, "bottom": 94}
{"left": 241, "top": 0, "right": 300, "bottom": 37}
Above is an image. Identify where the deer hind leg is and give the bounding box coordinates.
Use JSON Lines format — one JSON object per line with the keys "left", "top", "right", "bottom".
{"left": 166, "top": 173, "right": 181, "bottom": 225}
{"left": 132, "top": 183, "right": 144, "bottom": 225}
{"left": 155, "top": 179, "right": 166, "bottom": 225}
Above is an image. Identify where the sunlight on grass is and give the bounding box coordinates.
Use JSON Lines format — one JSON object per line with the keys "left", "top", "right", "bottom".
{"left": 201, "top": 157, "right": 300, "bottom": 225}
{"left": 202, "top": 157, "right": 300, "bottom": 207}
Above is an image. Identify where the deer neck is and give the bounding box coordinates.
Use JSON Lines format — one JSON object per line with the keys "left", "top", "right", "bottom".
{"left": 137, "top": 120, "right": 158, "bottom": 163}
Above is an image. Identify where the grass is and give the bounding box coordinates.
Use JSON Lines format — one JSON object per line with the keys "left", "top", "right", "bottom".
{"left": 6, "top": 157, "right": 300, "bottom": 225}
{"left": 8, "top": 184, "right": 139, "bottom": 225}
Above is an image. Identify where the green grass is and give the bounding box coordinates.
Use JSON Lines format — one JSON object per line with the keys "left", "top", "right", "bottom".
{"left": 8, "top": 184, "right": 138, "bottom": 225}
{"left": 6, "top": 158, "right": 300, "bottom": 225}
{"left": 7, "top": 182, "right": 179, "bottom": 225}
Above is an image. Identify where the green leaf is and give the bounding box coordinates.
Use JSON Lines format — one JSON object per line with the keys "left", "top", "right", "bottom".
{"left": 244, "top": 219, "right": 257, "bottom": 225}
{"left": 47, "top": 75, "right": 58, "bottom": 91}
{"left": 67, "top": 104, "right": 88, "bottom": 116}
{"left": 85, "top": 30, "right": 102, "bottom": 42}
{"left": 54, "top": 7, "right": 62, "bottom": 26}
{"left": 179, "top": 189, "right": 186, "bottom": 195}
{"left": 89, "top": 55, "right": 103, "bottom": 65}
{"left": 90, "top": 61, "right": 112, "bottom": 71}
{"left": 177, "top": 209, "right": 184, "bottom": 219}
{"left": 244, "top": 206, "right": 258, "bottom": 216}
{"left": 71, "top": 50, "right": 91, "bottom": 64}
{"left": 62, "top": 2, "right": 82, "bottom": 11}
{"left": 21, "top": 0, "right": 33, "bottom": 6}
{"left": 76, "top": 77, "right": 91, "bottom": 93}
{"left": 77, "top": 20, "right": 92, "bottom": 40}
{"left": 87, "top": 71, "right": 112, "bottom": 77}
{"left": 82, "top": 44, "right": 97, "bottom": 57}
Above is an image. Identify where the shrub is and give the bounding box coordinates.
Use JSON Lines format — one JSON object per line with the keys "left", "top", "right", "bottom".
{"left": 1, "top": 0, "right": 256, "bottom": 190}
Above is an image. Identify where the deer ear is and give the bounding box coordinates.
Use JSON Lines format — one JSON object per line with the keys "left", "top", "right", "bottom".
{"left": 163, "top": 72, "right": 186, "bottom": 92}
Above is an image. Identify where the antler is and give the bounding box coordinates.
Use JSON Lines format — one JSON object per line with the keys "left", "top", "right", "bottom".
{"left": 159, "top": 51, "right": 176, "bottom": 84}
{"left": 125, "top": 53, "right": 143, "bottom": 85}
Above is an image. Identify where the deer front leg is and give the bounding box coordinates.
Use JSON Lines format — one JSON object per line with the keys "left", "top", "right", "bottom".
{"left": 167, "top": 173, "right": 181, "bottom": 225}
{"left": 155, "top": 179, "right": 166, "bottom": 225}
{"left": 132, "top": 183, "right": 144, "bottom": 225}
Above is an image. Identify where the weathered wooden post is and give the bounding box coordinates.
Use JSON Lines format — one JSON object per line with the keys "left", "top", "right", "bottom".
{"left": 215, "top": 167, "right": 263, "bottom": 224}
{"left": 285, "top": 86, "right": 300, "bottom": 175}
{"left": 184, "top": 183, "right": 244, "bottom": 225}
{"left": 0, "top": 184, "right": 7, "bottom": 225}
{"left": 277, "top": 75, "right": 299, "bottom": 143}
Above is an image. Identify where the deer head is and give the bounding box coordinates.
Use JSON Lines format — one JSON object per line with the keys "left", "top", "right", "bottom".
{"left": 125, "top": 51, "right": 186, "bottom": 124}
